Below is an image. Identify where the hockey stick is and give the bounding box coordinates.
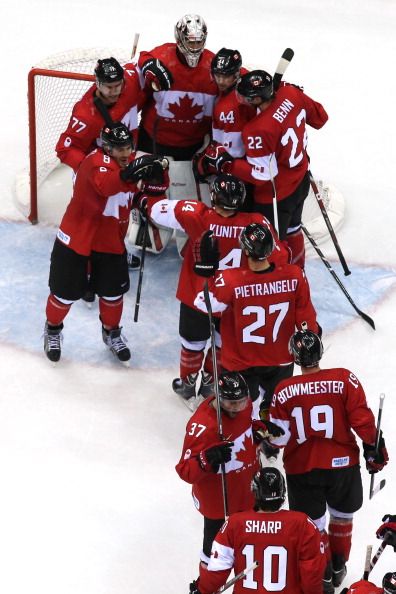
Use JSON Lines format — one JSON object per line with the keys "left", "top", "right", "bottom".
{"left": 203, "top": 281, "right": 229, "bottom": 519}
{"left": 268, "top": 48, "right": 295, "bottom": 235}
{"left": 301, "top": 224, "right": 375, "bottom": 329}
{"left": 216, "top": 561, "right": 259, "bottom": 594}
{"left": 362, "top": 532, "right": 392, "bottom": 579}
{"left": 369, "top": 393, "right": 386, "bottom": 499}
{"left": 308, "top": 172, "right": 351, "bottom": 276}
{"left": 131, "top": 33, "right": 140, "bottom": 60}
{"left": 273, "top": 48, "right": 295, "bottom": 92}
{"left": 363, "top": 545, "right": 373, "bottom": 580}
{"left": 93, "top": 95, "right": 114, "bottom": 127}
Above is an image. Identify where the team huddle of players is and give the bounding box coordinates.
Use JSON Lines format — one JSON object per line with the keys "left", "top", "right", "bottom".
{"left": 42, "top": 13, "right": 390, "bottom": 594}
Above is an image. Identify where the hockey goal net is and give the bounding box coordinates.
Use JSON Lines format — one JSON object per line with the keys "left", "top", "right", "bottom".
{"left": 15, "top": 48, "right": 344, "bottom": 244}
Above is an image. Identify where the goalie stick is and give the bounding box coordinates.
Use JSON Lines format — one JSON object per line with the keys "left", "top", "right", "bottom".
{"left": 369, "top": 393, "right": 386, "bottom": 499}
{"left": 216, "top": 561, "right": 259, "bottom": 594}
{"left": 302, "top": 224, "right": 375, "bottom": 329}
{"left": 308, "top": 172, "right": 351, "bottom": 276}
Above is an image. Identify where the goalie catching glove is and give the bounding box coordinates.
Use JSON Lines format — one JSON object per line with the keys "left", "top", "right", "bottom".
{"left": 120, "top": 155, "right": 169, "bottom": 184}
{"left": 141, "top": 58, "right": 173, "bottom": 91}
{"left": 193, "top": 230, "right": 220, "bottom": 277}
{"left": 362, "top": 432, "right": 388, "bottom": 473}
{"left": 193, "top": 142, "right": 234, "bottom": 178}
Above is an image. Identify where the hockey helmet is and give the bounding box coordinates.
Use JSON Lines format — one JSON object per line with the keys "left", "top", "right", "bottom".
{"left": 218, "top": 371, "right": 249, "bottom": 401}
{"left": 383, "top": 573, "right": 396, "bottom": 594}
{"left": 175, "top": 14, "right": 207, "bottom": 67}
{"left": 252, "top": 467, "right": 286, "bottom": 510}
{"left": 210, "top": 174, "right": 246, "bottom": 211}
{"left": 289, "top": 330, "right": 323, "bottom": 368}
{"left": 239, "top": 223, "right": 274, "bottom": 260}
{"left": 211, "top": 48, "right": 242, "bottom": 77}
{"left": 236, "top": 70, "right": 274, "bottom": 102}
{"left": 95, "top": 57, "right": 124, "bottom": 84}
{"left": 100, "top": 122, "right": 133, "bottom": 153}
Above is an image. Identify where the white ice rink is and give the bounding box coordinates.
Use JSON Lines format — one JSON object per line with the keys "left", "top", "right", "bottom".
{"left": 1, "top": 1, "right": 396, "bottom": 593}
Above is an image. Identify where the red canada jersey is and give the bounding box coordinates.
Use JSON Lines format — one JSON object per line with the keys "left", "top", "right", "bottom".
{"left": 199, "top": 509, "right": 325, "bottom": 594}
{"left": 56, "top": 63, "right": 144, "bottom": 172}
{"left": 194, "top": 264, "right": 318, "bottom": 370}
{"left": 175, "top": 397, "right": 259, "bottom": 519}
{"left": 147, "top": 198, "right": 289, "bottom": 309}
{"left": 269, "top": 368, "right": 377, "bottom": 474}
{"left": 230, "top": 84, "right": 328, "bottom": 204}
{"left": 345, "top": 581, "right": 383, "bottom": 594}
{"left": 56, "top": 149, "right": 137, "bottom": 256}
{"left": 138, "top": 44, "right": 217, "bottom": 147}
{"left": 212, "top": 88, "right": 256, "bottom": 157}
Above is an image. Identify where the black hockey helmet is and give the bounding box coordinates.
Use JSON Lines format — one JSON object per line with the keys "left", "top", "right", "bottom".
{"left": 95, "top": 57, "right": 124, "bottom": 84}
{"left": 236, "top": 70, "right": 274, "bottom": 102}
{"left": 100, "top": 122, "right": 133, "bottom": 152}
{"left": 218, "top": 371, "right": 249, "bottom": 401}
{"left": 289, "top": 330, "right": 323, "bottom": 368}
{"left": 252, "top": 467, "right": 286, "bottom": 511}
{"left": 383, "top": 573, "right": 396, "bottom": 594}
{"left": 211, "top": 48, "right": 242, "bottom": 77}
{"left": 239, "top": 223, "right": 274, "bottom": 260}
{"left": 210, "top": 174, "right": 246, "bottom": 211}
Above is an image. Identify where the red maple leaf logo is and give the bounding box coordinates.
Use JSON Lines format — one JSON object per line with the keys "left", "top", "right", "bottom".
{"left": 166, "top": 94, "right": 203, "bottom": 121}
{"left": 235, "top": 433, "right": 254, "bottom": 466}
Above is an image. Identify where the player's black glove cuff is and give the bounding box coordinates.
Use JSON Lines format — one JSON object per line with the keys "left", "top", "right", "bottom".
{"left": 193, "top": 230, "right": 220, "bottom": 277}
{"left": 141, "top": 58, "right": 173, "bottom": 91}
{"left": 199, "top": 441, "right": 234, "bottom": 473}
{"left": 363, "top": 433, "right": 389, "bottom": 473}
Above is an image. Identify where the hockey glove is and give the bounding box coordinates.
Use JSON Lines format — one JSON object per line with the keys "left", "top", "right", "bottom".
{"left": 193, "top": 230, "right": 220, "bottom": 277}
{"left": 194, "top": 142, "right": 234, "bottom": 177}
{"left": 252, "top": 419, "right": 284, "bottom": 444}
{"left": 120, "top": 155, "right": 168, "bottom": 183}
{"left": 141, "top": 58, "right": 173, "bottom": 91}
{"left": 376, "top": 515, "right": 396, "bottom": 551}
{"left": 363, "top": 433, "right": 389, "bottom": 473}
{"left": 199, "top": 440, "right": 234, "bottom": 473}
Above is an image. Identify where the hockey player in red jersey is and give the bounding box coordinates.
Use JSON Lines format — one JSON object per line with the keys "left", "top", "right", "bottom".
{"left": 269, "top": 330, "right": 389, "bottom": 593}
{"left": 136, "top": 14, "right": 217, "bottom": 159}
{"left": 56, "top": 57, "right": 144, "bottom": 174}
{"left": 56, "top": 57, "right": 144, "bottom": 273}
{"left": 44, "top": 123, "right": 168, "bottom": 363}
{"left": 195, "top": 70, "right": 328, "bottom": 268}
{"left": 137, "top": 173, "right": 289, "bottom": 408}
{"left": 176, "top": 372, "right": 284, "bottom": 569}
{"left": 343, "top": 575, "right": 395, "bottom": 594}
{"left": 193, "top": 223, "right": 319, "bottom": 424}
{"left": 191, "top": 466, "right": 325, "bottom": 594}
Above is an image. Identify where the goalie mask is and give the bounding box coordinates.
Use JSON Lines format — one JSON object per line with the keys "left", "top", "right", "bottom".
{"left": 239, "top": 223, "right": 274, "bottom": 260}
{"left": 95, "top": 57, "right": 124, "bottom": 85}
{"left": 175, "top": 14, "right": 207, "bottom": 68}
{"left": 210, "top": 174, "right": 246, "bottom": 211}
{"left": 100, "top": 122, "right": 133, "bottom": 153}
{"left": 289, "top": 330, "right": 323, "bottom": 368}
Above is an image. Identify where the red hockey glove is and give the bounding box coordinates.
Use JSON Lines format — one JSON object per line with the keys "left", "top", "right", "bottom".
{"left": 198, "top": 440, "right": 234, "bottom": 473}
{"left": 376, "top": 515, "right": 396, "bottom": 551}
{"left": 363, "top": 433, "right": 389, "bottom": 473}
{"left": 194, "top": 142, "right": 234, "bottom": 177}
{"left": 120, "top": 155, "right": 168, "bottom": 183}
{"left": 252, "top": 419, "right": 284, "bottom": 444}
{"left": 193, "top": 230, "right": 220, "bottom": 277}
{"left": 141, "top": 58, "right": 173, "bottom": 91}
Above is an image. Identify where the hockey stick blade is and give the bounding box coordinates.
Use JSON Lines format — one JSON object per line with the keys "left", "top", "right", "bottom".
{"left": 216, "top": 561, "right": 259, "bottom": 594}
{"left": 370, "top": 478, "right": 386, "bottom": 499}
{"left": 273, "top": 48, "right": 294, "bottom": 91}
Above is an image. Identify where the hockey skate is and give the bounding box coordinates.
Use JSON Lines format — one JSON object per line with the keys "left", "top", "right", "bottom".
{"left": 194, "top": 372, "right": 214, "bottom": 408}
{"left": 323, "top": 562, "right": 335, "bottom": 594}
{"left": 172, "top": 373, "right": 198, "bottom": 411}
{"left": 43, "top": 321, "right": 63, "bottom": 363}
{"left": 102, "top": 326, "right": 131, "bottom": 365}
{"left": 332, "top": 555, "right": 347, "bottom": 587}
{"left": 127, "top": 252, "right": 141, "bottom": 271}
